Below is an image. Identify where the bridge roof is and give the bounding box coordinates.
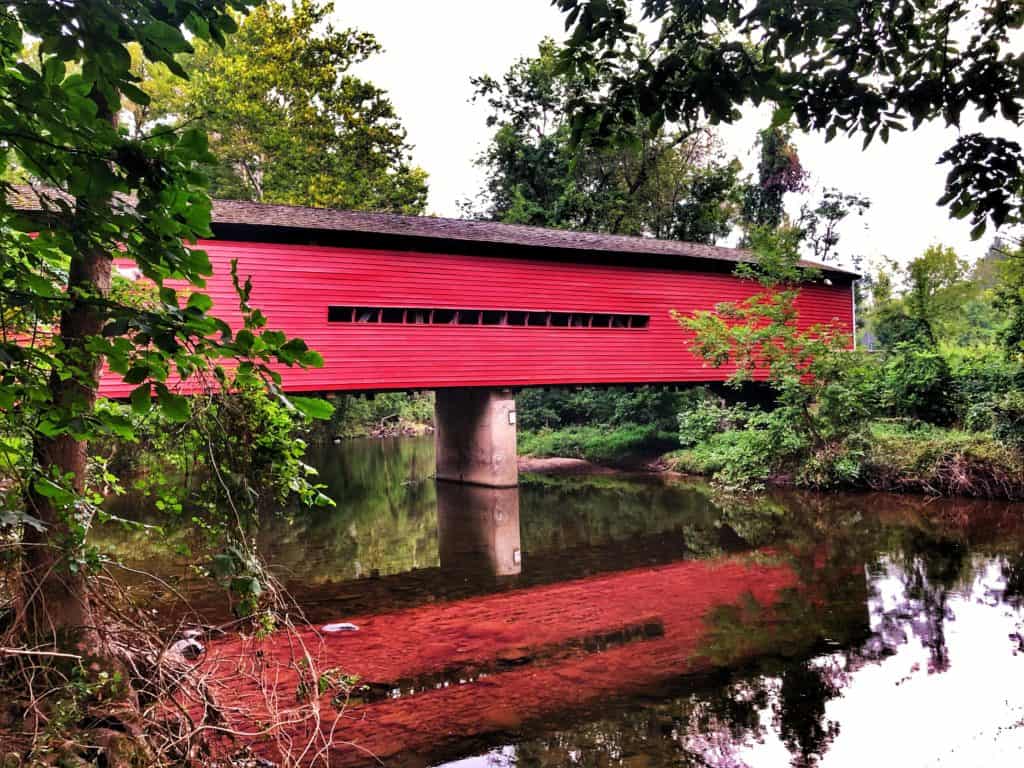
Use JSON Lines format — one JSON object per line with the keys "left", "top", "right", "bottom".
{"left": 8, "top": 185, "right": 858, "bottom": 277}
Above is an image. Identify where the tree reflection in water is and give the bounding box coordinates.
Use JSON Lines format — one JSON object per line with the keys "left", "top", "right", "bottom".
{"left": 448, "top": 492, "right": 1024, "bottom": 768}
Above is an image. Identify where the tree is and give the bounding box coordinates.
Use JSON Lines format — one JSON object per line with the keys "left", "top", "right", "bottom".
{"left": 142, "top": 0, "right": 428, "bottom": 212}
{"left": 905, "top": 244, "right": 970, "bottom": 339}
{"left": 741, "top": 125, "right": 807, "bottom": 232}
{"left": 863, "top": 244, "right": 976, "bottom": 348}
{"left": 555, "top": 0, "right": 1023, "bottom": 239}
{"left": 678, "top": 226, "right": 880, "bottom": 487}
{"left": 994, "top": 238, "right": 1024, "bottom": 362}
{"left": 0, "top": 0, "right": 331, "bottom": 755}
{"left": 467, "top": 38, "right": 742, "bottom": 241}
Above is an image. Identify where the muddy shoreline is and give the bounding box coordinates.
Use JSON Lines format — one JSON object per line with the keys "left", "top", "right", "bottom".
{"left": 518, "top": 454, "right": 676, "bottom": 478}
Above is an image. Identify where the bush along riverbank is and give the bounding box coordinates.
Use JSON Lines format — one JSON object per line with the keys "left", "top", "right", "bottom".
{"left": 655, "top": 229, "right": 1024, "bottom": 500}
{"left": 665, "top": 415, "right": 1024, "bottom": 500}
{"left": 518, "top": 423, "right": 678, "bottom": 466}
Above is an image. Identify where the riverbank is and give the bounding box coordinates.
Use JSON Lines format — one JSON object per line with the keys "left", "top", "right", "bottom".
{"left": 517, "top": 421, "right": 1024, "bottom": 501}
{"left": 664, "top": 420, "right": 1024, "bottom": 500}
{"left": 319, "top": 410, "right": 1024, "bottom": 501}
{"left": 518, "top": 424, "right": 678, "bottom": 466}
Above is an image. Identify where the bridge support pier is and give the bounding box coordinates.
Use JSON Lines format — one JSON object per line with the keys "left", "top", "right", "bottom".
{"left": 434, "top": 388, "right": 517, "bottom": 487}
{"left": 437, "top": 482, "right": 521, "bottom": 578}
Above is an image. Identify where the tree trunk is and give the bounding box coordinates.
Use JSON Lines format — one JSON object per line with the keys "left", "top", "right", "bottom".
{"left": 20, "top": 92, "right": 115, "bottom": 642}
{"left": 21, "top": 231, "right": 112, "bottom": 640}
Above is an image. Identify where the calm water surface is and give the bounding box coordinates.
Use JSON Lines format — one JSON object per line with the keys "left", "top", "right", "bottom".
{"left": 100, "top": 437, "right": 1024, "bottom": 767}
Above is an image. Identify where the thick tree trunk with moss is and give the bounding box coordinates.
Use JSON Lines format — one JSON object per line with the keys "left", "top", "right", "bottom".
{"left": 21, "top": 218, "right": 111, "bottom": 640}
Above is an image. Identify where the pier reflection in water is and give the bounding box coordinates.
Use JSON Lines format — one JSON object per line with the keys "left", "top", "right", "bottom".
{"left": 437, "top": 481, "right": 522, "bottom": 579}
{"left": 96, "top": 437, "right": 1024, "bottom": 767}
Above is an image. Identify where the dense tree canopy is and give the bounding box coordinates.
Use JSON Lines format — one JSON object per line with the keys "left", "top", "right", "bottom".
{"left": 140, "top": 0, "right": 428, "bottom": 212}
{"left": 554, "top": 0, "right": 1023, "bottom": 238}
{"left": 467, "top": 38, "right": 742, "bottom": 242}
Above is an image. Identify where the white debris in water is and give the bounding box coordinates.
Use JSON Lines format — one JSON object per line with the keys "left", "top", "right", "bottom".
{"left": 322, "top": 622, "right": 359, "bottom": 633}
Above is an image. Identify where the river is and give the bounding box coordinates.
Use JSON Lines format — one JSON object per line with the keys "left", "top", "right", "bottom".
{"left": 98, "top": 436, "right": 1024, "bottom": 767}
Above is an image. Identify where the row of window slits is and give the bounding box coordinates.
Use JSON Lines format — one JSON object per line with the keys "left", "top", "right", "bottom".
{"left": 327, "top": 306, "right": 650, "bottom": 329}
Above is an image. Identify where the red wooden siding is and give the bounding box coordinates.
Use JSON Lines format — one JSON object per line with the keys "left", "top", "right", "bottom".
{"left": 99, "top": 240, "right": 854, "bottom": 397}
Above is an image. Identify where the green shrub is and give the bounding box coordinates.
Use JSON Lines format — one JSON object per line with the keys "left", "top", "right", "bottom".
{"left": 883, "top": 344, "right": 956, "bottom": 425}
{"left": 946, "top": 346, "right": 1023, "bottom": 429}
{"left": 865, "top": 421, "right": 1024, "bottom": 498}
{"left": 873, "top": 306, "right": 934, "bottom": 349}
{"left": 517, "top": 385, "right": 683, "bottom": 432}
{"left": 670, "top": 407, "right": 808, "bottom": 489}
{"left": 795, "top": 438, "right": 868, "bottom": 489}
{"left": 993, "top": 390, "right": 1024, "bottom": 449}
{"left": 678, "top": 398, "right": 734, "bottom": 447}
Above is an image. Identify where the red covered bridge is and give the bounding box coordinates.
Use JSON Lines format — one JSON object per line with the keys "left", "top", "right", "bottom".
{"left": 14, "top": 191, "right": 857, "bottom": 486}
{"left": 103, "top": 198, "right": 856, "bottom": 395}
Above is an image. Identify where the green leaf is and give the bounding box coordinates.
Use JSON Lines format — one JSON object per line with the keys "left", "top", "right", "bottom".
{"left": 130, "top": 383, "right": 152, "bottom": 414}
{"left": 159, "top": 286, "right": 178, "bottom": 307}
{"left": 121, "top": 81, "right": 151, "bottom": 106}
{"left": 157, "top": 386, "right": 190, "bottom": 422}
{"left": 123, "top": 365, "right": 150, "bottom": 385}
{"left": 210, "top": 553, "right": 235, "bottom": 580}
{"left": 289, "top": 396, "right": 335, "bottom": 420}
{"left": 299, "top": 350, "right": 324, "bottom": 367}
{"left": 186, "top": 292, "right": 213, "bottom": 312}
{"left": 33, "top": 478, "right": 73, "bottom": 505}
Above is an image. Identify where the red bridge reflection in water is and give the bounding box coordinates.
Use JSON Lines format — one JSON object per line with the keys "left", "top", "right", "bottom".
{"left": 203, "top": 542, "right": 861, "bottom": 767}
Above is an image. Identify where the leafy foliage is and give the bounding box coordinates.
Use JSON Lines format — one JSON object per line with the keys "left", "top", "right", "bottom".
{"left": 882, "top": 344, "right": 956, "bottom": 425}
{"left": 0, "top": 0, "right": 336, "bottom": 646}
{"left": 994, "top": 239, "right": 1024, "bottom": 362}
{"left": 518, "top": 423, "right": 676, "bottom": 465}
{"left": 517, "top": 385, "right": 683, "bottom": 433}
{"left": 992, "top": 390, "right": 1024, "bottom": 449}
{"left": 741, "top": 125, "right": 807, "bottom": 232}
{"left": 138, "top": 0, "right": 428, "bottom": 212}
{"left": 467, "top": 38, "right": 742, "bottom": 241}
{"left": 555, "top": 0, "right": 1023, "bottom": 238}
{"left": 677, "top": 227, "right": 880, "bottom": 487}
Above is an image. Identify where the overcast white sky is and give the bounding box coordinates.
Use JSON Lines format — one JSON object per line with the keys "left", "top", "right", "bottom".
{"left": 334, "top": 0, "right": 1020, "bottom": 272}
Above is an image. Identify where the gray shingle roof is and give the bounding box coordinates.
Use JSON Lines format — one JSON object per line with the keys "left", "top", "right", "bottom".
{"left": 7, "top": 185, "right": 858, "bottom": 276}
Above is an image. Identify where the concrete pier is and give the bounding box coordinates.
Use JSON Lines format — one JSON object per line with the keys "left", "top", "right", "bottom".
{"left": 434, "top": 388, "right": 518, "bottom": 487}
{"left": 437, "top": 482, "right": 522, "bottom": 578}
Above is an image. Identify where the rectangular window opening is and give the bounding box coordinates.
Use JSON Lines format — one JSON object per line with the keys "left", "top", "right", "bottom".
{"left": 328, "top": 306, "right": 649, "bottom": 329}
{"left": 432, "top": 309, "right": 457, "bottom": 324}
